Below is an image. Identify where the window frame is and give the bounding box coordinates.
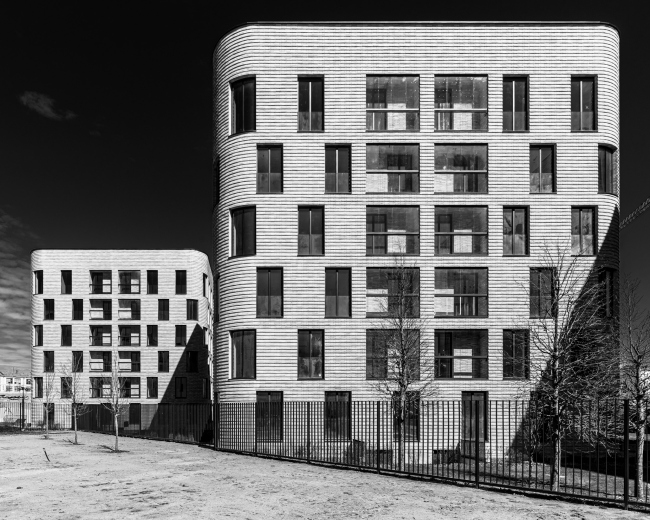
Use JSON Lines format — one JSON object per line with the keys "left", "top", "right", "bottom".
{"left": 392, "top": 391, "right": 421, "bottom": 442}
{"left": 366, "top": 75, "right": 420, "bottom": 132}
{"left": 33, "top": 270, "right": 43, "bottom": 295}
{"left": 44, "top": 299, "right": 55, "bottom": 320}
{"left": 230, "top": 76, "right": 256, "bottom": 136}
{"left": 434, "top": 329, "right": 489, "bottom": 379}
{"left": 147, "top": 325, "right": 158, "bottom": 346}
{"left": 434, "top": 267, "right": 489, "bottom": 318}
{"left": 147, "top": 377, "right": 158, "bottom": 399}
{"left": 158, "top": 351, "right": 170, "bottom": 373}
{"left": 174, "top": 377, "right": 187, "bottom": 399}
{"left": 147, "top": 270, "right": 158, "bottom": 295}
{"left": 72, "top": 351, "right": 83, "bottom": 373}
{"left": 158, "top": 299, "right": 169, "bottom": 321}
{"left": 72, "top": 299, "right": 83, "bottom": 320}
{"left": 297, "top": 329, "right": 324, "bottom": 380}
{"left": 297, "top": 206, "right": 325, "bottom": 256}
{"left": 298, "top": 75, "right": 324, "bottom": 132}
{"left": 256, "top": 391, "right": 283, "bottom": 442}
{"left": 118, "top": 325, "right": 141, "bottom": 347}
{"left": 187, "top": 299, "right": 199, "bottom": 321}
{"left": 571, "top": 206, "right": 598, "bottom": 256}
{"left": 503, "top": 329, "right": 530, "bottom": 380}
{"left": 231, "top": 330, "right": 256, "bottom": 380}
{"left": 570, "top": 75, "right": 598, "bottom": 132}
{"left": 529, "top": 144, "right": 556, "bottom": 194}
{"left": 43, "top": 351, "right": 54, "bottom": 372}
{"left": 89, "top": 325, "right": 112, "bottom": 346}
{"left": 598, "top": 145, "right": 616, "bottom": 195}
{"left": 530, "top": 267, "right": 556, "bottom": 319}
{"left": 366, "top": 267, "right": 420, "bottom": 318}
{"left": 256, "top": 144, "right": 283, "bottom": 194}
{"left": 89, "top": 270, "right": 112, "bottom": 294}
{"left": 434, "top": 206, "right": 488, "bottom": 256}
{"left": 118, "top": 270, "right": 141, "bottom": 295}
{"left": 256, "top": 267, "right": 283, "bottom": 318}
{"left": 34, "top": 325, "right": 43, "bottom": 346}
{"left": 175, "top": 270, "right": 187, "bottom": 295}
{"left": 230, "top": 206, "right": 256, "bottom": 258}
{"left": 365, "top": 144, "right": 420, "bottom": 194}
{"left": 175, "top": 325, "right": 187, "bottom": 347}
{"left": 61, "top": 270, "right": 72, "bottom": 294}
{"left": 434, "top": 143, "right": 488, "bottom": 194}
{"left": 366, "top": 206, "right": 420, "bottom": 256}
{"left": 61, "top": 324, "right": 72, "bottom": 347}
{"left": 502, "top": 75, "right": 529, "bottom": 132}
{"left": 503, "top": 206, "right": 530, "bottom": 256}
{"left": 186, "top": 351, "right": 199, "bottom": 373}
{"left": 434, "top": 75, "right": 488, "bottom": 132}
{"left": 325, "top": 267, "right": 351, "bottom": 318}
{"left": 325, "top": 144, "right": 351, "bottom": 193}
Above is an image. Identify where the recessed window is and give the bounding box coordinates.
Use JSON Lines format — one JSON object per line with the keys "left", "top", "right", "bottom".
{"left": 175, "top": 325, "right": 187, "bottom": 346}
{"left": 257, "top": 146, "right": 282, "bottom": 193}
{"left": 33, "top": 270, "right": 43, "bottom": 294}
{"left": 147, "top": 270, "right": 158, "bottom": 294}
{"left": 530, "top": 145, "right": 555, "bottom": 193}
{"left": 324, "top": 391, "right": 351, "bottom": 440}
{"left": 366, "top": 76, "right": 420, "bottom": 131}
{"left": 90, "top": 377, "right": 110, "bottom": 397}
{"left": 435, "top": 207, "right": 487, "bottom": 255}
{"left": 231, "top": 330, "right": 255, "bottom": 379}
{"left": 365, "top": 329, "right": 419, "bottom": 380}
{"left": 434, "top": 268, "right": 488, "bottom": 317}
{"left": 298, "top": 206, "right": 324, "bottom": 256}
{"left": 366, "top": 206, "right": 419, "bottom": 256}
{"left": 158, "top": 299, "right": 169, "bottom": 321}
{"left": 256, "top": 391, "right": 283, "bottom": 442}
{"left": 175, "top": 377, "right": 187, "bottom": 399}
{"left": 298, "top": 330, "right": 323, "bottom": 380}
{"left": 503, "top": 77, "right": 528, "bottom": 131}
{"left": 44, "top": 351, "right": 54, "bottom": 372}
{"left": 366, "top": 268, "right": 420, "bottom": 318}
{"left": 158, "top": 351, "right": 169, "bottom": 372}
{"left": 118, "top": 300, "right": 141, "bottom": 320}
{"left": 203, "top": 273, "right": 208, "bottom": 298}
{"left": 435, "top": 76, "right": 487, "bottom": 131}
{"left": 435, "top": 329, "right": 488, "bottom": 379}
{"left": 600, "top": 267, "right": 616, "bottom": 318}
{"left": 325, "top": 145, "right": 350, "bottom": 193}
{"left": 34, "top": 325, "right": 43, "bottom": 346}
{"left": 503, "top": 330, "right": 529, "bottom": 379}
{"left": 118, "top": 271, "right": 140, "bottom": 294}
{"left": 298, "top": 77, "right": 324, "bottom": 131}
{"left": 61, "top": 270, "right": 72, "bottom": 294}
{"left": 571, "top": 76, "right": 596, "bottom": 131}
{"left": 118, "top": 351, "right": 141, "bottom": 372}
{"left": 231, "top": 77, "right": 256, "bottom": 134}
{"left": 366, "top": 329, "right": 388, "bottom": 379}
{"left": 61, "top": 325, "right": 72, "bottom": 346}
{"left": 61, "top": 377, "right": 72, "bottom": 399}
{"left": 147, "top": 325, "right": 158, "bottom": 346}
{"left": 571, "top": 207, "right": 596, "bottom": 255}
{"left": 119, "top": 377, "right": 141, "bottom": 398}
{"left": 175, "top": 270, "right": 187, "bottom": 295}
{"left": 89, "top": 300, "right": 111, "bottom": 320}
{"left": 186, "top": 351, "right": 198, "bottom": 373}
{"left": 203, "top": 327, "right": 209, "bottom": 348}
{"left": 434, "top": 144, "right": 487, "bottom": 193}
{"left": 89, "top": 271, "right": 111, "bottom": 294}
{"left": 325, "top": 268, "right": 351, "bottom": 318}
{"left": 44, "top": 299, "right": 54, "bottom": 320}
{"left": 366, "top": 144, "right": 419, "bottom": 193}
{"left": 147, "top": 377, "right": 158, "bottom": 399}
{"left": 72, "top": 351, "right": 83, "bottom": 373}
{"left": 72, "top": 299, "right": 83, "bottom": 320}
{"left": 231, "top": 207, "right": 256, "bottom": 257}
{"left": 34, "top": 377, "right": 43, "bottom": 398}
{"left": 187, "top": 299, "right": 198, "bottom": 320}
{"left": 90, "top": 325, "right": 112, "bottom": 346}
{"left": 530, "top": 268, "right": 554, "bottom": 318}
{"left": 598, "top": 146, "right": 615, "bottom": 194}
{"left": 119, "top": 325, "right": 141, "bottom": 346}
{"left": 257, "top": 268, "right": 283, "bottom": 318}
{"left": 503, "top": 207, "right": 529, "bottom": 256}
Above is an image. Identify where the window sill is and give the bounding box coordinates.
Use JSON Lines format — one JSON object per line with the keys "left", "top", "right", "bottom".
{"left": 529, "top": 192, "right": 557, "bottom": 195}
{"left": 228, "top": 254, "right": 256, "bottom": 260}
{"left": 366, "top": 254, "right": 420, "bottom": 257}
{"left": 436, "top": 377, "right": 489, "bottom": 380}
{"left": 256, "top": 191, "right": 283, "bottom": 195}
{"left": 325, "top": 191, "right": 352, "bottom": 195}
{"left": 297, "top": 130, "right": 325, "bottom": 133}
{"left": 256, "top": 316, "right": 284, "bottom": 319}
{"left": 437, "top": 254, "right": 489, "bottom": 257}
{"left": 502, "top": 130, "right": 529, "bottom": 133}
{"left": 297, "top": 254, "right": 325, "bottom": 257}
{"left": 324, "top": 316, "right": 352, "bottom": 319}
{"left": 570, "top": 129, "right": 598, "bottom": 133}
{"left": 434, "top": 130, "right": 489, "bottom": 133}
{"left": 228, "top": 130, "right": 256, "bottom": 139}
{"left": 434, "top": 192, "right": 489, "bottom": 195}
{"left": 503, "top": 254, "right": 530, "bottom": 257}
{"left": 365, "top": 192, "right": 420, "bottom": 195}
{"left": 365, "top": 130, "right": 421, "bottom": 133}
{"left": 434, "top": 315, "right": 489, "bottom": 319}
{"left": 298, "top": 378, "right": 325, "bottom": 381}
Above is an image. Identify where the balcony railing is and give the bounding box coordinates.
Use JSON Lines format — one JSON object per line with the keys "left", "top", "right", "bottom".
{"left": 119, "top": 282, "right": 141, "bottom": 294}
{"left": 89, "top": 308, "right": 111, "bottom": 320}
{"left": 119, "top": 334, "right": 141, "bottom": 347}
{"left": 89, "top": 283, "right": 111, "bottom": 294}
{"left": 89, "top": 334, "right": 112, "bottom": 346}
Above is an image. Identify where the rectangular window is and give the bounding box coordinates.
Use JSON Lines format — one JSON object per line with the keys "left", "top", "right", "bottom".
{"left": 366, "top": 76, "right": 419, "bottom": 131}
{"left": 503, "top": 330, "right": 529, "bottom": 379}
{"left": 147, "top": 270, "right": 158, "bottom": 294}
{"left": 231, "top": 207, "right": 256, "bottom": 257}
{"left": 147, "top": 377, "right": 158, "bottom": 398}
{"left": 298, "top": 330, "right": 324, "bottom": 379}
{"left": 175, "top": 270, "right": 187, "bottom": 295}
{"left": 72, "top": 351, "right": 83, "bottom": 373}
{"left": 231, "top": 77, "right": 255, "bottom": 134}
{"left": 298, "top": 206, "right": 324, "bottom": 255}
{"left": 598, "top": 146, "right": 615, "bottom": 194}
{"left": 89, "top": 299, "right": 111, "bottom": 320}
{"left": 118, "top": 270, "right": 140, "bottom": 294}
{"left": 90, "top": 377, "right": 109, "bottom": 398}
{"left": 325, "top": 268, "right": 351, "bottom": 318}
{"left": 462, "top": 391, "right": 488, "bottom": 442}
{"left": 600, "top": 268, "right": 616, "bottom": 318}
{"left": 366, "top": 144, "right": 419, "bottom": 193}
{"left": 256, "top": 391, "right": 283, "bottom": 442}
{"left": 186, "top": 351, "right": 198, "bottom": 373}
{"left": 61, "top": 270, "right": 72, "bottom": 294}
{"left": 174, "top": 377, "right": 187, "bottom": 399}
{"left": 61, "top": 325, "right": 72, "bottom": 346}
{"left": 571, "top": 76, "right": 596, "bottom": 131}
{"left": 119, "top": 351, "right": 141, "bottom": 372}
{"left": 325, "top": 145, "right": 350, "bottom": 193}
{"left": 158, "top": 351, "right": 169, "bottom": 372}
{"left": 435, "top": 330, "right": 488, "bottom": 379}
{"left": 147, "top": 325, "right": 158, "bottom": 346}
{"left": 203, "top": 273, "right": 208, "bottom": 297}
{"left": 44, "top": 299, "right": 54, "bottom": 320}
{"left": 202, "top": 378, "right": 209, "bottom": 399}
{"left": 175, "top": 325, "right": 187, "bottom": 346}
{"left": 257, "top": 145, "right": 282, "bottom": 193}
{"left": 34, "top": 377, "right": 43, "bottom": 398}
{"left": 34, "top": 325, "right": 43, "bottom": 346}
{"left": 392, "top": 391, "right": 420, "bottom": 442}
{"left": 44, "top": 351, "right": 54, "bottom": 372}
{"left": 434, "top": 268, "right": 488, "bottom": 317}
{"left": 434, "top": 144, "right": 488, "bottom": 193}
{"left": 435, "top": 207, "right": 488, "bottom": 255}
{"left": 89, "top": 325, "right": 111, "bottom": 346}
{"left": 118, "top": 300, "right": 141, "bottom": 320}
{"left": 61, "top": 377, "right": 72, "bottom": 399}
{"left": 366, "top": 206, "right": 419, "bottom": 255}
{"left": 33, "top": 270, "right": 43, "bottom": 294}
{"left": 298, "top": 77, "right": 324, "bottom": 131}
{"left": 435, "top": 76, "right": 488, "bottom": 131}
{"left": 89, "top": 271, "right": 111, "bottom": 294}
{"left": 366, "top": 329, "right": 419, "bottom": 379}
{"left": 72, "top": 299, "right": 83, "bottom": 320}
{"left": 530, "top": 268, "right": 555, "bottom": 318}
{"left": 324, "top": 391, "right": 351, "bottom": 440}
{"left": 571, "top": 207, "right": 596, "bottom": 255}
{"left": 503, "top": 77, "right": 528, "bottom": 131}
{"left": 187, "top": 299, "right": 198, "bottom": 320}
{"left": 256, "top": 268, "right": 283, "bottom": 318}
{"left": 530, "top": 145, "right": 555, "bottom": 193}
{"left": 503, "top": 207, "right": 529, "bottom": 256}
{"left": 231, "top": 330, "right": 255, "bottom": 379}
{"left": 366, "top": 268, "right": 420, "bottom": 318}
{"left": 120, "top": 377, "right": 141, "bottom": 398}
{"left": 158, "top": 299, "right": 169, "bottom": 320}
{"left": 119, "top": 325, "right": 141, "bottom": 346}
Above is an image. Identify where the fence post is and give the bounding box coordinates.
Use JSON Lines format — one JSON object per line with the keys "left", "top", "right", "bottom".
{"left": 306, "top": 401, "right": 311, "bottom": 463}
{"left": 624, "top": 399, "right": 630, "bottom": 510}
{"left": 376, "top": 401, "right": 381, "bottom": 474}
{"left": 475, "top": 400, "right": 480, "bottom": 488}
{"left": 213, "top": 399, "right": 218, "bottom": 451}
{"left": 21, "top": 390, "right": 25, "bottom": 431}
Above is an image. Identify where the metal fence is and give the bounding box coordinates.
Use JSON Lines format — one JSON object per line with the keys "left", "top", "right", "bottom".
{"left": 0, "top": 400, "right": 72, "bottom": 430}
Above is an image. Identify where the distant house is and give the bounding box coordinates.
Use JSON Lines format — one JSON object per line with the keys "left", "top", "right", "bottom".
{"left": 0, "top": 367, "right": 32, "bottom": 399}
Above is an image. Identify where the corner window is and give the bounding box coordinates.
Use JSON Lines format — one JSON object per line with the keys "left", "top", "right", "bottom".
{"left": 324, "top": 391, "right": 351, "bottom": 440}
{"left": 231, "top": 77, "right": 256, "bottom": 134}
{"left": 434, "top": 144, "right": 487, "bottom": 193}
{"left": 571, "top": 76, "right": 596, "bottom": 131}
{"left": 366, "top": 144, "right": 419, "bottom": 193}
{"left": 231, "top": 207, "right": 256, "bottom": 257}
{"left": 257, "top": 268, "right": 283, "bottom": 318}
{"left": 571, "top": 207, "right": 596, "bottom": 255}
{"left": 435, "top": 329, "right": 488, "bottom": 379}
{"left": 366, "top": 206, "right": 420, "bottom": 255}
{"left": 232, "top": 330, "right": 255, "bottom": 379}
{"left": 530, "top": 268, "right": 555, "bottom": 318}
{"left": 298, "top": 206, "right": 324, "bottom": 256}
{"left": 325, "top": 268, "right": 351, "bottom": 318}
{"left": 298, "top": 330, "right": 323, "bottom": 380}
{"left": 325, "top": 145, "right": 350, "bottom": 193}
{"left": 434, "top": 207, "right": 488, "bottom": 255}
{"left": 61, "top": 270, "right": 72, "bottom": 294}
{"left": 503, "top": 330, "right": 529, "bottom": 379}
{"left": 530, "top": 145, "right": 555, "bottom": 193}
{"left": 598, "top": 146, "right": 615, "bottom": 194}
{"left": 435, "top": 76, "right": 487, "bottom": 131}
{"left": 366, "top": 76, "right": 420, "bottom": 131}
{"left": 298, "top": 77, "right": 324, "bottom": 131}
{"left": 503, "top": 77, "right": 528, "bottom": 131}
{"left": 257, "top": 146, "right": 282, "bottom": 193}
{"left": 503, "top": 207, "right": 529, "bottom": 256}
{"left": 366, "top": 268, "right": 420, "bottom": 318}
{"left": 34, "top": 325, "right": 43, "bottom": 346}
{"left": 33, "top": 270, "right": 43, "bottom": 294}
{"left": 434, "top": 268, "right": 488, "bottom": 317}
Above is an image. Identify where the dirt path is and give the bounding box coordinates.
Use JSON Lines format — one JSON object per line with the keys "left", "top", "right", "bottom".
{"left": 0, "top": 432, "right": 643, "bottom": 519}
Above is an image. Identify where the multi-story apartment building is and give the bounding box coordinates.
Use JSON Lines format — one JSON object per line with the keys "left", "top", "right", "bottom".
{"left": 0, "top": 367, "right": 32, "bottom": 399}
{"left": 212, "top": 21, "right": 619, "bottom": 416}
{"left": 31, "top": 250, "right": 213, "bottom": 405}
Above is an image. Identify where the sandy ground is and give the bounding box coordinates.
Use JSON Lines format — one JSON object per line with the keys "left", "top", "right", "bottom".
{"left": 0, "top": 432, "right": 644, "bottom": 520}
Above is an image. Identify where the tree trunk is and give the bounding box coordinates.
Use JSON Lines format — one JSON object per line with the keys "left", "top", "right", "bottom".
{"left": 44, "top": 403, "right": 49, "bottom": 439}
{"left": 74, "top": 409, "right": 78, "bottom": 445}
{"left": 550, "top": 398, "right": 561, "bottom": 492}
{"left": 636, "top": 402, "right": 646, "bottom": 499}
{"left": 114, "top": 413, "right": 119, "bottom": 452}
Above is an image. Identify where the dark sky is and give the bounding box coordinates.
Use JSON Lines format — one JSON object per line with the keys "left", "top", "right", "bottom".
{"left": 0, "top": 2, "right": 647, "bottom": 371}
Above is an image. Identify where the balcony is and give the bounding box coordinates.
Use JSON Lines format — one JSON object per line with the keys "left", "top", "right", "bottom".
{"left": 118, "top": 282, "right": 141, "bottom": 295}
{"left": 89, "top": 334, "right": 112, "bottom": 347}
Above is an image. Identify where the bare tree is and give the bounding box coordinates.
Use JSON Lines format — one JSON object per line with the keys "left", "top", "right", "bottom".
{"left": 619, "top": 275, "right": 650, "bottom": 498}
{"left": 59, "top": 357, "right": 89, "bottom": 445}
{"left": 515, "top": 243, "right": 618, "bottom": 491}
{"left": 98, "top": 348, "right": 129, "bottom": 452}
{"left": 41, "top": 371, "right": 57, "bottom": 439}
{"left": 368, "top": 254, "right": 436, "bottom": 470}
